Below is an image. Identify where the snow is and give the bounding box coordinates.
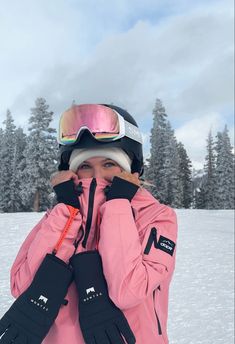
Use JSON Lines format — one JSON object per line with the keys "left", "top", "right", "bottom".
{"left": 0, "top": 210, "right": 234, "bottom": 343}
{"left": 170, "top": 210, "right": 234, "bottom": 344}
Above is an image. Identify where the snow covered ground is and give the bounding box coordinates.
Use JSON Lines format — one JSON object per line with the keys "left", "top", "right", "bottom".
{"left": 0, "top": 210, "right": 234, "bottom": 343}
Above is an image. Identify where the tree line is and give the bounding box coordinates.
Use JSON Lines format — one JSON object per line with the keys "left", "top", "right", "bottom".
{"left": 0, "top": 98, "right": 57, "bottom": 212}
{"left": 0, "top": 97, "right": 234, "bottom": 212}
{"left": 144, "top": 99, "right": 234, "bottom": 209}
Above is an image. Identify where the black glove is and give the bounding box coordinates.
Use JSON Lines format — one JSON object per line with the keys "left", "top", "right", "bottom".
{"left": 0, "top": 254, "right": 72, "bottom": 344}
{"left": 105, "top": 176, "right": 139, "bottom": 202}
{"left": 70, "top": 250, "right": 136, "bottom": 344}
{"left": 53, "top": 179, "right": 82, "bottom": 209}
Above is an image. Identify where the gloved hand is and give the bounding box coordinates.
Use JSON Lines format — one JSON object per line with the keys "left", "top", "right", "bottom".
{"left": 53, "top": 179, "right": 82, "bottom": 209}
{"left": 70, "top": 250, "right": 136, "bottom": 344}
{"left": 0, "top": 254, "right": 72, "bottom": 343}
{"left": 105, "top": 173, "right": 140, "bottom": 202}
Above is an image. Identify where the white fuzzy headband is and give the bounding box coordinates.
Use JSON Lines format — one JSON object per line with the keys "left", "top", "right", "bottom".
{"left": 69, "top": 147, "right": 132, "bottom": 173}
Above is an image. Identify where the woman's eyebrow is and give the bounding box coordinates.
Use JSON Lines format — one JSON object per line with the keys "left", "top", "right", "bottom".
{"left": 81, "top": 158, "right": 116, "bottom": 164}
{"left": 103, "top": 159, "right": 117, "bottom": 163}
{"left": 84, "top": 159, "right": 114, "bottom": 163}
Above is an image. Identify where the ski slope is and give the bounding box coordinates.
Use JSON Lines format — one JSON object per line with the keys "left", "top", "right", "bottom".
{"left": 0, "top": 209, "right": 234, "bottom": 344}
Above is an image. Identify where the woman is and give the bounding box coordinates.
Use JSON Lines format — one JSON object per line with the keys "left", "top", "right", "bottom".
{"left": 7, "top": 104, "right": 178, "bottom": 343}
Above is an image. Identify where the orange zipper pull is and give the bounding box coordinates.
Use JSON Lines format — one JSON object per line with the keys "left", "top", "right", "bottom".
{"left": 53, "top": 205, "right": 79, "bottom": 255}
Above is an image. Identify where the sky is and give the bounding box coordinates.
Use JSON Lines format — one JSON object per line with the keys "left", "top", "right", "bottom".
{"left": 0, "top": 0, "right": 234, "bottom": 169}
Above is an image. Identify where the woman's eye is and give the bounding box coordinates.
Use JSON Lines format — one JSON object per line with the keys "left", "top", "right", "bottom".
{"left": 104, "top": 162, "right": 116, "bottom": 168}
{"left": 79, "top": 164, "right": 91, "bottom": 170}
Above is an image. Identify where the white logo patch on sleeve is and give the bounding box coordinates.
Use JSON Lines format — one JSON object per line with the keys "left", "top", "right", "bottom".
{"left": 157, "top": 235, "right": 176, "bottom": 256}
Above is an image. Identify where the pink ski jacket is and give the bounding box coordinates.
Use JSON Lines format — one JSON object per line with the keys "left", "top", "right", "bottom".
{"left": 10, "top": 178, "right": 178, "bottom": 344}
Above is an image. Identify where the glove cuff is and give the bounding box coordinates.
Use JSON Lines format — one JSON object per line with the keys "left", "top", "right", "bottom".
{"left": 53, "top": 180, "right": 80, "bottom": 209}
{"left": 106, "top": 176, "right": 139, "bottom": 201}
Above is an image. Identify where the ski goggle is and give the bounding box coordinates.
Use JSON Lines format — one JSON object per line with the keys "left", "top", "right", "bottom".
{"left": 58, "top": 104, "right": 143, "bottom": 145}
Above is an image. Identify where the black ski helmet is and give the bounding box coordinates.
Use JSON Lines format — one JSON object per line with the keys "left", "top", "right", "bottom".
{"left": 58, "top": 104, "right": 144, "bottom": 175}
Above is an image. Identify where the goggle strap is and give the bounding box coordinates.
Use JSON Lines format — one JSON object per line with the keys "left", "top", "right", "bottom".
{"left": 114, "top": 110, "right": 143, "bottom": 144}
{"left": 116, "top": 111, "right": 125, "bottom": 138}
{"left": 124, "top": 119, "right": 143, "bottom": 144}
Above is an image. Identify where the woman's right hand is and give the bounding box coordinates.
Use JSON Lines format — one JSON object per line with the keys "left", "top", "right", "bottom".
{"left": 50, "top": 170, "right": 79, "bottom": 187}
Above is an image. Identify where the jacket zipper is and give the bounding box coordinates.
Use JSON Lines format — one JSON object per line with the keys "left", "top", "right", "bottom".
{"left": 82, "top": 178, "right": 97, "bottom": 248}
{"left": 144, "top": 227, "right": 158, "bottom": 254}
{"left": 153, "top": 289, "right": 162, "bottom": 335}
{"left": 52, "top": 205, "right": 79, "bottom": 255}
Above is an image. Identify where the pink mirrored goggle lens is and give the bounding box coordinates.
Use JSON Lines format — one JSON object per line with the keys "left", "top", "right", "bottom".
{"left": 58, "top": 104, "right": 120, "bottom": 144}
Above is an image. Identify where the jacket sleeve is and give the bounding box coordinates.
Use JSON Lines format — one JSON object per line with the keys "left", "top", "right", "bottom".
{"left": 10, "top": 203, "right": 82, "bottom": 298}
{"left": 98, "top": 198, "right": 177, "bottom": 310}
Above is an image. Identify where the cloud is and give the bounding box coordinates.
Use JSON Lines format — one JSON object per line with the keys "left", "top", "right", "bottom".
{"left": 8, "top": 2, "right": 233, "bottom": 115}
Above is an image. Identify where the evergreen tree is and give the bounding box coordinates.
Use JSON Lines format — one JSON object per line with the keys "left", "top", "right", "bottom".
{"left": 203, "top": 130, "right": 217, "bottom": 209}
{"left": 0, "top": 127, "right": 4, "bottom": 212}
{"left": 11, "top": 127, "right": 27, "bottom": 211}
{"left": 20, "top": 98, "right": 57, "bottom": 211}
{"left": 0, "top": 110, "right": 16, "bottom": 212}
{"left": 194, "top": 182, "right": 207, "bottom": 208}
{"left": 146, "top": 99, "right": 186, "bottom": 207}
{"left": 214, "top": 126, "right": 234, "bottom": 209}
{"left": 145, "top": 98, "right": 168, "bottom": 202}
{"left": 192, "top": 169, "right": 206, "bottom": 208}
{"left": 177, "top": 141, "right": 193, "bottom": 208}
{"left": 161, "top": 121, "right": 183, "bottom": 208}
